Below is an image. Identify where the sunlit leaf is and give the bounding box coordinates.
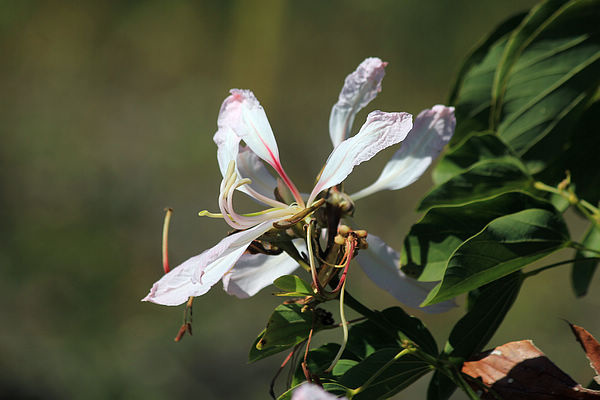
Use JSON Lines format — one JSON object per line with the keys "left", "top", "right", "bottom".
{"left": 417, "top": 158, "right": 532, "bottom": 212}
{"left": 403, "top": 191, "right": 555, "bottom": 282}
{"left": 423, "top": 208, "right": 569, "bottom": 305}
{"left": 448, "top": 13, "right": 526, "bottom": 145}
{"left": 273, "top": 275, "right": 314, "bottom": 296}
{"left": 492, "top": 0, "right": 600, "bottom": 168}
{"left": 432, "top": 132, "right": 513, "bottom": 184}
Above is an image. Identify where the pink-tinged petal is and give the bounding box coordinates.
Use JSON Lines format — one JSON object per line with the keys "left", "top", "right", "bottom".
{"left": 220, "top": 89, "right": 281, "bottom": 169}
{"left": 355, "top": 234, "right": 456, "bottom": 313}
{"left": 142, "top": 220, "right": 277, "bottom": 306}
{"left": 292, "top": 383, "right": 347, "bottom": 400}
{"left": 218, "top": 89, "right": 303, "bottom": 205}
{"left": 308, "top": 111, "right": 412, "bottom": 205}
{"left": 329, "top": 57, "right": 387, "bottom": 147}
{"left": 351, "top": 106, "right": 456, "bottom": 200}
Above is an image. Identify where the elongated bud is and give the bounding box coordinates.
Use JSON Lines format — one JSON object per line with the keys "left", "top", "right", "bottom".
{"left": 162, "top": 208, "right": 173, "bottom": 273}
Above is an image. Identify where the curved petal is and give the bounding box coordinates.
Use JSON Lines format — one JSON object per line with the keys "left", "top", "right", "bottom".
{"left": 355, "top": 234, "right": 456, "bottom": 313}
{"left": 219, "top": 89, "right": 281, "bottom": 170}
{"left": 308, "top": 111, "right": 412, "bottom": 205}
{"left": 222, "top": 239, "right": 306, "bottom": 298}
{"left": 329, "top": 57, "right": 387, "bottom": 147}
{"left": 222, "top": 254, "right": 293, "bottom": 298}
{"left": 351, "top": 105, "right": 456, "bottom": 201}
{"left": 142, "top": 220, "right": 277, "bottom": 306}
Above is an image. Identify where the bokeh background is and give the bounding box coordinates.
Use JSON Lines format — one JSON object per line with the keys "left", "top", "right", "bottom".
{"left": 2, "top": 1, "right": 599, "bottom": 399}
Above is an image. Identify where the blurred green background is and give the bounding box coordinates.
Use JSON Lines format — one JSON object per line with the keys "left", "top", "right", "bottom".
{"left": 2, "top": 1, "right": 599, "bottom": 399}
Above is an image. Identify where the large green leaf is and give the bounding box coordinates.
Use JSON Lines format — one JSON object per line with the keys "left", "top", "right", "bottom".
{"left": 446, "top": 273, "right": 523, "bottom": 357}
{"left": 492, "top": 0, "right": 600, "bottom": 165}
{"left": 448, "top": 13, "right": 527, "bottom": 145}
{"left": 571, "top": 222, "right": 600, "bottom": 297}
{"left": 340, "top": 348, "right": 432, "bottom": 399}
{"left": 402, "top": 191, "right": 557, "bottom": 282}
{"left": 346, "top": 307, "right": 438, "bottom": 358}
{"left": 432, "top": 132, "right": 513, "bottom": 185}
{"left": 423, "top": 208, "right": 569, "bottom": 305}
{"left": 417, "top": 158, "right": 532, "bottom": 212}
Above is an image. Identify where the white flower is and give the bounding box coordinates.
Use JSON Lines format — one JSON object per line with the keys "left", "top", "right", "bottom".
{"left": 142, "top": 57, "right": 456, "bottom": 312}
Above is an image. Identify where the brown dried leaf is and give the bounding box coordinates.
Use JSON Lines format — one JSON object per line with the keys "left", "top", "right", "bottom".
{"left": 569, "top": 323, "right": 600, "bottom": 383}
{"left": 462, "top": 340, "right": 600, "bottom": 399}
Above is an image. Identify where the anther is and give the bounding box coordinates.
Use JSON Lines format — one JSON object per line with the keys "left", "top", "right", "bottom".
{"left": 338, "top": 225, "right": 351, "bottom": 236}
{"left": 354, "top": 229, "right": 368, "bottom": 238}
{"left": 334, "top": 235, "right": 346, "bottom": 246}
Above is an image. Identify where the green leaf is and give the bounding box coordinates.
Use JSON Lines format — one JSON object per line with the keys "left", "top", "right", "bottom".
{"left": 423, "top": 208, "right": 569, "bottom": 305}
{"left": 492, "top": 0, "right": 600, "bottom": 164}
{"left": 446, "top": 273, "right": 523, "bottom": 357}
{"left": 417, "top": 158, "right": 532, "bottom": 212}
{"left": 402, "top": 191, "right": 557, "bottom": 282}
{"left": 572, "top": 222, "right": 600, "bottom": 297}
{"left": 248, "top": 329, "right": 291, "bottom": 363}
{"left": 432, "top": 132, "right": 513, "bottom": 184}
{"left": 347, "top": 307, "right": 438, "bottom": 358}
{"left": 273, "top": 275, "right": 314, "bottom": 296}
{"left": 427, "top": 371, "right": 457, "bottom": 400}
{"left": 256, "top": 304, "right": 315, "bottom": 351}
{"left": 340, "top": 348, "right": 432, "bottom": 399}
{"left": 448, "top": 13, "right": 526, "bottom": 145}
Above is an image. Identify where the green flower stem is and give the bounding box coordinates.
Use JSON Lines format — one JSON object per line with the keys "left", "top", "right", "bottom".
{"left": 347, "top": 347, "right": 417, "bottom": 398}
{"left": 571, "top": 242, "right": 600, "bottom": 256}
{"left": 523, "top": 256, "right": 600, "bottom": 278}
{"left": 533, "top": 181, "right": 600, "bottom": 226}
{"left": 451, "top": 368, "right": 481, "bottom": 400}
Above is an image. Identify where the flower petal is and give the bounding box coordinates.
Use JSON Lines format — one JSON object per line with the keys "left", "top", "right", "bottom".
{"left": 329, "top": 57, "right": 387, "bottom": 147}
{"left": 355, "top": 234, "right": 456, "bottom": 313}
{"left": 236, "top": 146, "right": 278, "bottom": 200}
{"left": 222, "top": 240, "right": 306, "bottom": 298}
{"left": 292, "top": 383, "right": 347, "bottom": 400}
{"left": 142, "top": 220, "right": 277, "bottom": 306}
{"left": 308, "top": 110, "right": 412, "bottom": 205}
{"left": 351, "top": 105, "right": 456, "bottom": 200}
{"left": 219, "top": 89, "right": 282, "bottom": 170}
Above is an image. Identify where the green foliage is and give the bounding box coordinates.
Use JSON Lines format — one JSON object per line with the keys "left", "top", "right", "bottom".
{"left": 253, "top": 1, "right": 600, "bottom": 398}
{"left": 418, "top": 158, "right": 532, "bottom": 211}
{"left": 249, "top": 304, "right": 318, "bottom": 363}
{"left": 273, "top": 275, "right": 315, "bottom": 296}
{"left": 571, "top": 223, "right": 600, "bottom": 297}
{"left": 402, "top": 190, "right": 557, "bottom": 282}
{"left": 340, "top": 349, "right": 431, "bottom": 399}
{"left": 346, "top": 307, "right": 438, "bottom": 358}
{"left": 423, "top": 208, "right": 569, "bottom": 305}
